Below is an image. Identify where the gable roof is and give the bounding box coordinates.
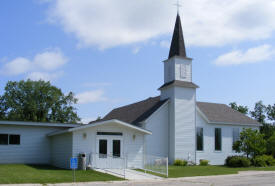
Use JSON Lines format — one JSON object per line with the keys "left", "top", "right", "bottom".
{"left": 197, "top": 102, "right": 260, "bottom": 126}
{"left": 159, "top": 80, "right": 199, "bottom": 90}
{"left": 101, "top": 96, "right": 168, "bottom": 126}
{"left": 48, "top": 119, "right": 152, "bottom": 137}
{"left": 100, "top": 97, "right": 260, "bottom": 127}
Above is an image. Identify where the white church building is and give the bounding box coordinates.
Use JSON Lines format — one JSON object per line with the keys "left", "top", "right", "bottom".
{"left": 0, "top": 14, "right": 260, "bottom": 169}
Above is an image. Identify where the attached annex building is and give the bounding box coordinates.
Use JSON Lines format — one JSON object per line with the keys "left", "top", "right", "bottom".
{"left": 0, "top": 14, "right": 260, "bottom": 168}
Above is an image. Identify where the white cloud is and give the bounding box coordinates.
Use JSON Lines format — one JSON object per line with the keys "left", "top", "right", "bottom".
{"left": 26, "top": 71, "right": 64, "bottom": 81}
{"left": 76, "top": 90, "right": 107, "bottom": 104}
{"left": 47, "top": 0, "right": 275, "bottom": 49}
{"left": 34, "top": 50, "right": 68, "bottom": 71}
{"left": 1, "top": 57, "right": 32, "bottom": 75}
{"left": 0, "top": 49, "right": 68, "bottom": 81}
{"left": 214, "top": 44, "right": 275, "bottom": 66}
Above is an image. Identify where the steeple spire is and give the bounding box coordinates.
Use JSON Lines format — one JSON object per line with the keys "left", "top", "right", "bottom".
{"left": 168, "top": 14, "right": 187, "bottom": 59}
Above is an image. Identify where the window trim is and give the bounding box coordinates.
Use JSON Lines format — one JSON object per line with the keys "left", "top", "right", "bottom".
{"left": 9, "top": 134, "right": 21, "bottom": 145}
{"left": 97, "top": 132, "right": 123, "bottom": 136}
{"left": 0, "top": 134, "right": 9, "bottom": 145}
{"left": 0, "top": 134, "right": 21, "bottom": 146}
{"left": 214, "top": 128, "right": 222, "bottom": 152}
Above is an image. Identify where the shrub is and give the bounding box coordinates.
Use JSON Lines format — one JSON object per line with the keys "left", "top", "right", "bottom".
{"left": 199, "top": 159, "right": 209, "bottom": 166}
{"left": 253, "top": 156, "right": 267, "bottom": 167}
{"left": 225, "top": 156, "right": 251, "bottom": 167}
{"left": 264, "top": 155, "right": 275, "bottom": 166}
{"left": 174, "top": 159, "right": 188, "bottom": 166}
{"left": 253, "top": 155, "right": 275, "bottom": 167}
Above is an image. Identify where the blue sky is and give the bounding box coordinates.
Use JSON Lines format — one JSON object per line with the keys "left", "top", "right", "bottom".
{"left": 0, "top": 0, "right": 274, "bottom": 123}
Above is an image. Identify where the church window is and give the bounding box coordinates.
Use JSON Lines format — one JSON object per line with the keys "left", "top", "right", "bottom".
{"left": 180, "top": 64, "right": 186, "bottom": 78}
{"left": 232, "top": 128, "right": 240, "bottom": 149}
{"left": 196, "top": 127, "right": 203, "bottom": 151}
{"left": 215, "top": 128, "right": 222, "bottom": 151}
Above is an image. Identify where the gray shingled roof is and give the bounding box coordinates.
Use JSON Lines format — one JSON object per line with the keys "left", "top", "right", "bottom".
{"left": 159, "top": 80, "right": 199, "bottom": 90}
{"left": 94, "top": 97, "right": 259, "bottom": 127}
{"left": 197, "top": 102, "right": 260, "bottom": 125}
{"left": 100, "top": 96, "right": 168, "bottom": 126}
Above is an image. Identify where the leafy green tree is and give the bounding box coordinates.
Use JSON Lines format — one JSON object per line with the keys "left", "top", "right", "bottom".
{"left": 267, "top": 132, "right": 275, "bottom": 157}
{"left": 0, "top": 96, "right": 6, "bottom": 119}
{"left": 267, "top": 104, "right": 275, "bottom": 123}
{"left": 0, "top": 80, "right": 80, "bottom": 123}
{"left": 233, "top": 128, "right": 266, "bottom": 158}
{"left": 260, "top": 123, "right": 275, "bottom": 140}
{"left": 229, "top": 102, "right": 249, "bottom": 114}
{"left": 250, "top": 101, "right": 266, "bottom": 124}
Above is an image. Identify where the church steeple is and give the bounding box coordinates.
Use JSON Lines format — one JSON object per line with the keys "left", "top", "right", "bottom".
{"left": 168, "top": 14, "right": 187, "bottom": 59}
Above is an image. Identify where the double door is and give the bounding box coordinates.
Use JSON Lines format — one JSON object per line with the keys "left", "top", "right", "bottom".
{"left": 95, "top": 136, "right": 123, "bottom": 169}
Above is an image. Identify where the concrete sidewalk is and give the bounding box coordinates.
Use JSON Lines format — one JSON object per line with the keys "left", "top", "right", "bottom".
{"left": 95, "top": 168, "right": 164, "bottom": 180}
{"left": 1, "top": 171, "right": 275, "bottom": 186}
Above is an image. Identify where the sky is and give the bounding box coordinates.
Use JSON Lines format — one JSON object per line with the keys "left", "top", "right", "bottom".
{"left": 0, "top": 0, "right": 274, "bottom": 124}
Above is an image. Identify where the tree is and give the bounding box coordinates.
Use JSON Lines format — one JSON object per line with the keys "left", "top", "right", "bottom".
{"left": 260, "top": 123, "right": 275, "bottom": 140}
{"left": 267, "top": 104, "right": 275, "bottom": 124}
{"left": 233, "top": 128, "right": 266, "bottom": 158}
{"left": 250, "top": 101, "right": 266, "bottom": 124}
{"left": 0, "top": 96, "right": 6, "bottom": 119}
{"left": 267, "top": 132, "right": 275, "bottom": 157}
{"left": 229, "top": 102, "right": 249, "bottom": 114}
{"left": 0, "top": 80, "right": 80, "bottom": 123}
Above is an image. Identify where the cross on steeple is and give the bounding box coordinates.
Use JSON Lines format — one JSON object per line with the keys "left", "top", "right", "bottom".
{"left": 174, "top": 0, "right": 182, "bottom": 13}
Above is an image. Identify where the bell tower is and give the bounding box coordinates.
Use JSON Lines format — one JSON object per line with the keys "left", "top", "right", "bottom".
{"left": 159, "top": 14, "right": 198, "bottom": 163}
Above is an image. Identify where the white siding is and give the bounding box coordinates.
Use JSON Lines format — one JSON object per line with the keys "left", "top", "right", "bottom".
{"left": 161, "top": 87, "right": 175, "bottom": 163}
{"left": 144, "top": 102, "right": 169, "bottom": 157}
{"left": 174, "top": 87, "right": 196, "bottom": 162}
{"left": 164, "top": 57, "right": 192, "bottom": 83}
{"left": 72, "top": 122, "right": 145, "bottom": 169}
{"left": 0, "top": 125, "right": 65, "bottom": 164}
{"left": 161, "top": 86, "right": 196, "bottom": 163}
{"left": 195, "top": 111, "right": 259, "bottom": 165}
{"left": 50, "top": 133, "right": 72, "bottom": 169}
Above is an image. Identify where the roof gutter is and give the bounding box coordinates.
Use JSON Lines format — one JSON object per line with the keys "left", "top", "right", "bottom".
{"left": 0, "top": 120, "right": 80, "bottom": 128}
{"left": 208, "top": 121, "right": 262, "bottom": 127}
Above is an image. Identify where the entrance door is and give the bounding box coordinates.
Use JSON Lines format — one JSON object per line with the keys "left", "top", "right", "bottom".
{"left": 95, "top": 136, "right": 123, "bottom": 169}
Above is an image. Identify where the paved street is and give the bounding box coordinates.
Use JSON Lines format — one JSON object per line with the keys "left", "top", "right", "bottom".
{"left": 2, "top": 171, "right": 275, "bottom": 186}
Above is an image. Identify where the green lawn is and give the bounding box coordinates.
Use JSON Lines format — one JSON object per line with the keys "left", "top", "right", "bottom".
{"left": 137, "top": 166, "right": 275, "bottom": 178}
{"left": 0, "top": 164, "right": 123, "bottom": 184}
{"left": 169, "top": 165, "right": 275, "bottom": 178}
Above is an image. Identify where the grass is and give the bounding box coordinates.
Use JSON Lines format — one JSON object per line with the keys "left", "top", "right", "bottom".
{"left": 0, "top": 164, "right": 124, "bottom": 184}
{"left": 137, "top": 165, "right": 275, "bottom": 178}
{"left": 168, "top": 165, "right": 275, "bottom": 178}
{"left": 135, "top": 169, "right": 167, "bottom": 178}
